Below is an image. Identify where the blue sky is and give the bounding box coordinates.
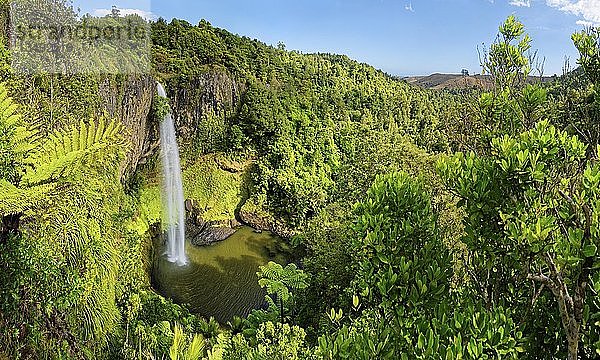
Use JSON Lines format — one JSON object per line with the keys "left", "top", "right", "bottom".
{"left": 73, "top": 1, "right": 600, "bottom": 76}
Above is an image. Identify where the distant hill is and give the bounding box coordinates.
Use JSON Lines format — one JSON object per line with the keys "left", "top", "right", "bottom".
{"left": 405, "top": 73, "right": 555, "bottom": 91}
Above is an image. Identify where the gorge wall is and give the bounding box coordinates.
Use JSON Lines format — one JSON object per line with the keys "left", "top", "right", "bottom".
{"left": 97, "top": 75, "right": 158, "bottom": 178}
{"left": 167, "top": 68, "right": 243, "bottom": 154}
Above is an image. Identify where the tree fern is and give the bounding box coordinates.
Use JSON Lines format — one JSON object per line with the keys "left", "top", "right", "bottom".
{"left": 0, "top": 82, "right": 128, "bottom": 218}
{"left": 170, "top": 324, "right": 185, "bottom": 360}
{"left": 257, "top": 262, "right": 308, "bottom": 302}
{"left": 0, "top": 82, "right": 38, "bottom": 183}
{"left": 169, "top": 324, "right": 206, "bottom": 360}
{"left": 257, "top": 262, "right": 308, "bottom": 323}
{"left": 184, "top": 334, "right": 205, "bottom": 360}
{"left": 21, "top": 117, "right": 127, "bottom": 186}
{"left": 0, "top": 81, "right": 133, "bottom": 357}
{"left": 35, "top": 183, "right": 122, "bottom": 347}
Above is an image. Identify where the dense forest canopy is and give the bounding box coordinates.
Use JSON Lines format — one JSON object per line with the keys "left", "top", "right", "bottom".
{"left": 1, "top": 0, "right": 600, "bottom": 359}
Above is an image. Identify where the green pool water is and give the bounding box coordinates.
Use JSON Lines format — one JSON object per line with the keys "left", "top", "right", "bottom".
{"left": 152, "top": 226, "right": 288, "bottom": 323}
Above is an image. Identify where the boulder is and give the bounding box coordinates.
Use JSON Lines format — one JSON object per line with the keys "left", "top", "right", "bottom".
{"left": 185, "top": 200, "right": 237, "bottom": 246}
{"left": 190, "top": 226, "right": 236, "bottom": 246}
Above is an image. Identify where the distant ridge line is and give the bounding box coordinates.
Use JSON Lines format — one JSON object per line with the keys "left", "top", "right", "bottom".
{"left": 403, "top": 73, "right": 555, "bottom": 90}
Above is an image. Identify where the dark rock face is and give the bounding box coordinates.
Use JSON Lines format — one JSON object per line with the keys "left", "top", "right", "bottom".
{"left": 97, "top": 75, "right": 158, "bottom": 179}
{"left": 171, "top": 70, "right": 241, "bottom": 137}
{"left": 185, "top": 199, "right": 236, "bottom": 247}
{"left": 189, "top": 224, "right": 235, "bottom": 246}
{"left": 168, "top": 69, "right": 243, "bottom": 153}
{"left": 238, "top": 210, "right": 294, "bottom": 239}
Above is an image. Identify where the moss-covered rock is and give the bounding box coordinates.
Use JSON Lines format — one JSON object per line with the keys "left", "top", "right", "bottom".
{"left": 239, "top": 192, "right": 295, "bottom": 239}
{"left": 182, "top": 154, "right": 243, "bottom": 223}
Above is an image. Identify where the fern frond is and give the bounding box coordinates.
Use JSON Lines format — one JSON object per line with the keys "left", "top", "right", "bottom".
{"left": 170, "top": 324, "right": 185, "bottom": 360}
{"left": 11, "top": 126, "right": 38, "bottom": 156}
{"left": 64, "top": 202, "right": 120, "bottom": 345}
{"left": 21, "top": 118, "right": 128, "bottom": 186}
{"left": 1, "top": 103, "right": 18, "bottom": 126}
{"left": 94, "top": 117, "right": 105, "bottom": 143}
{"left": 78, "top": 120, "right": 87, "bottom": 151}
{"left": 257, "top": 261, "right": 309, "bottom": 306}
{"left": 87, "top": 119, "right": 96, "bottom": 148}
{"left": 184, "top": 334, "right": 205, "bottom": 360}
{"left": 0, "top": 83, "right": 38, "bottom": 181}
{"left": 71, "top": 126, "right": 80, "bottom": 153}
{"left": 0, "top": 179, "right": 54, "bottom": 215}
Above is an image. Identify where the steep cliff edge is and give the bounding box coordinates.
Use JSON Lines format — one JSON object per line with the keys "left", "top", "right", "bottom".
{"left": 167, "top": 68, "right": 243, "bottom": 155}
{"left": 0, "top": 1, "right": 8, "bottom": 44}
{"left": 98, "top": 75, "right": 158, "bottom": 178}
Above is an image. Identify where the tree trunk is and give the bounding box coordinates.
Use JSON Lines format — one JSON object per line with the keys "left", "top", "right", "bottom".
{"left": 554, "top": 278, "right": 580, "bottom": 360}
{"left": 567, "top": 335, "right": 578, "bottom": 360}
{"left": 532, "top": 254, "right": 582, "bottom": 360}
{"left": 556, "top": 291, "right": 579, "bottom": 360}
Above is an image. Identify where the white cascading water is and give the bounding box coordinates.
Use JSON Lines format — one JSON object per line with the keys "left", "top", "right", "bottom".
{"left": 157, "top": 83, "right": 187, "bottom": 266}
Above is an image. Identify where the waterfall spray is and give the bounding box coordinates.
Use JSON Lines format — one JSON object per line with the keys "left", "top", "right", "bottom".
{"left": 157, "top": 83, "right": 187, "bottom": 266}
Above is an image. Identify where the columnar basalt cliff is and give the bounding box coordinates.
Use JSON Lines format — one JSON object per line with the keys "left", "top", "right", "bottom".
{"left": 167, "top": 69, "right": 244, "bottom": 152}
{"left": 0, "top": 1, "right": 8, "bottom": 44}
{"left": 98, "top": 75, "right": 158, "bottom": 178}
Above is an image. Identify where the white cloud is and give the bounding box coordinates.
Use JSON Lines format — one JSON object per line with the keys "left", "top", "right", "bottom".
{"left": 510, "top": 0, "right": 531, "bottom": 7}
{"left": 576, "top": 19, "right": 595, "bottom": 26}
{"left": 92, "top": 8, "right": 156, "bottom": 21}
{"left": 546, "top": 0, "right": 600, "bottom": 26}
{"left": 405, "top": 2, "right": 414, "bottom": 12}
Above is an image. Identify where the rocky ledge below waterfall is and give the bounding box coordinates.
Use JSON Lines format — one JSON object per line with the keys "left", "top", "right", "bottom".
{"left": 184, "top": 196, "right": 296, "bottom": 245}
{"left": 185, "top": 199, "right": 239, "bottom": 246}
{"left": 188, "top": 222, "right": 236, "bottom": 246}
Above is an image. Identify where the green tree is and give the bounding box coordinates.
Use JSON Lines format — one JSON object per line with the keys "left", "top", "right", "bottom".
{"left": 572, "top": 27, "right": 600, "bottom": 86}
{"left": 339, "top": 172, "right": 522, "bottom": 359}
{"left": 257, "top": 261, "right": 309, "bottom": 324}
{"left": 549, "top": 27, "right": 600, "bottom": 157}
{"left": 481, "top": 15, "right": 534, "bottom": 90}
{"left": 447, "top": 16, "right": 547, "bottom": 154}
{"left": 439, "top": 121, "right": 600, "bottom": 359}
{"left": 351, "top": 172, "right": 451, "bottom": 317}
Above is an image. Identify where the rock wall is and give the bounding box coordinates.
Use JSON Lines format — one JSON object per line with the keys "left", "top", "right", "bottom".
{"left": 0, "top": 1, "right": 8, "bottom": 45}
{"left": 167, "top": 68, "right": 244, "bottom": 154}
{"left": 170, "top": 69, "right": 242, "bottom": 137}
{"left": 97, "top": 75, "right": 158, "bottom": 178}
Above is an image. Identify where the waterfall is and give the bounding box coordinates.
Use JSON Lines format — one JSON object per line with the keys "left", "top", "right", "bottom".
{"left": 157, "top": 83, "right": 187, "bottom": 266}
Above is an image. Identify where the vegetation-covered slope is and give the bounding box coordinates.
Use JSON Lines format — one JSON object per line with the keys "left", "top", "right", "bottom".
{"left": 149, "top": 17, "right": 461, "bottom": 230}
